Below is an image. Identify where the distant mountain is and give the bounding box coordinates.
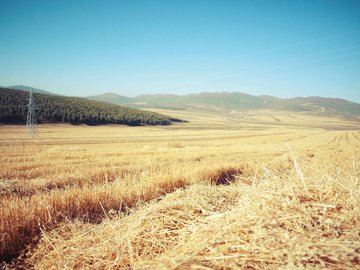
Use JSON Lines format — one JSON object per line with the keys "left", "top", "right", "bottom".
{"left": 87, "top": 92, "right": 132, "bottom": 104}
{"left": 86, "top": 91, "right": 360, "bottom": 118}
{"left": 285, "top": 96, "right": 360, "bottom": 117}
{"left": 0, "top": 87, "right": 182, "bottom": 126}
{"left": 90, "top": 92, "right": 267, "bottom": 110}
{"left": 7, "top": 85, "right": 58, "bottom": 96}
{"left": 5, "top": 85, "right": 360, "bottom": 119}
{"left": 173, "top": 92, "right": 265, "bottom": 110}
{"left": 254, "top": 95, "right": 360, "bottom": 117}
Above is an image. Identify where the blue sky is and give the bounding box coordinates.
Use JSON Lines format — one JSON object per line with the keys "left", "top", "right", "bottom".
{"left": 0, "top": 0, "right": 360, "bottom": 102}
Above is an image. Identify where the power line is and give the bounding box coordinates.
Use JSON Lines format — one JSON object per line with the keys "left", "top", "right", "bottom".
{"left": 25, "top": 88, "right": 38, "bottom": 138}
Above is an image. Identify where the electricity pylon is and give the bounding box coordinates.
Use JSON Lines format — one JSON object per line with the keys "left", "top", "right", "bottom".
{"left": 26, "top": 88, "right": 38, "bottom": 137}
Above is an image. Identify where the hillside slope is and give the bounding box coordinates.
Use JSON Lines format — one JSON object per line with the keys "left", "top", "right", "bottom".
{"left": 7, "top": 85, "right": 58, "bottom": 96}
{"left": 0, "top": 87, "right": 182, "bottom": 126}
{"left": 255, "top": 95, "right": 360, "bottom": 117}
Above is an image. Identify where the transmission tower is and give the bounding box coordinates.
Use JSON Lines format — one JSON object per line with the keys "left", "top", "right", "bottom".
{"left": 26, "top": 88, "right": 38, "bottom": 137}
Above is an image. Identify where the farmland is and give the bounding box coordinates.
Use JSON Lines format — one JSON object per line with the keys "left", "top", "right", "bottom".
{"left": 1, "top": 109, "right": 360, "bottom": 269}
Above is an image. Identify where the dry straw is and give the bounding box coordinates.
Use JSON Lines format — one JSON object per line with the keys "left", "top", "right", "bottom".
{"left": 20, "top": 164, "right": 360, "bottom": 269}
{"left": 1, "top": 125, "right": 360, "bottom": 269}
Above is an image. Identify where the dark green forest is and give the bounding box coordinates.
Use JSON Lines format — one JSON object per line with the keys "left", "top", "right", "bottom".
{"left": 0, "top": 87, "right": 182, "bottom": 126}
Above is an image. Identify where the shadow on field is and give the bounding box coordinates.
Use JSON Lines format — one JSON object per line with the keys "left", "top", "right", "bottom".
{"left": 205, "top": 166, "right": 251, "bottom": 186}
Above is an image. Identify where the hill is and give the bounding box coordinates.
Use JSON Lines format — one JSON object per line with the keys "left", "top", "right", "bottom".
{"left": 87, "top": 92, "right": 132, "bottom": 104}
{"left": 255, "top": 95, "right": 360, "bottom": 117}
{"left": 90, "top": 92, "right": 360, "bottom": 118}
{"left": 0, "top": 87, "right": 182, "bottom": 126}
{"left": 5, "top": 85, "right": 360, "bottom": 119}
{"left": 90, "top": 92, "right": 266, "bottom": 111}
{"left": 7, "top": 85, "right": 58, "bottom": 96}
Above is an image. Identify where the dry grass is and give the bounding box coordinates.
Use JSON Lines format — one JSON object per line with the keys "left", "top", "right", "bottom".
{"left": 20, "top": 167, "right": 360, "bottom": 269}
{"left": 0, "top": 110, "right": 360, "bottom": 268}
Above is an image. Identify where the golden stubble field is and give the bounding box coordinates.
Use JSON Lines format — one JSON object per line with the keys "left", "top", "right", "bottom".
{"left": 1, "top": 110, "right": 360, "bottom": 269}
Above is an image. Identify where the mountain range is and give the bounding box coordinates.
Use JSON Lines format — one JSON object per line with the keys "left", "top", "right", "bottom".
{"left": 88, "top": 92, "right": 360, "bottom": 119}
{"left": 5, "top": 85, "right": 360, "bottom": 119}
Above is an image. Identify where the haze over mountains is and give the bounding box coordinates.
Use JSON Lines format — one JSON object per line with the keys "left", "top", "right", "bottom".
{"left": 6, "top": 85, "right": 360, "bottom": 119}
{"left": 89, "top": 92, "right": 360, "bottom": 119}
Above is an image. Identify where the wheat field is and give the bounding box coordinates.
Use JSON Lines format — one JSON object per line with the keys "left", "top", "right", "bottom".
{"left": 1, "top": 110, "right": 360, "bottom": 269}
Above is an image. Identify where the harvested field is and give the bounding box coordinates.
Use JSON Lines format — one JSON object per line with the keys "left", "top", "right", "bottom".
{"left": 1, "top": 110, "right": 360, "bottom": 269}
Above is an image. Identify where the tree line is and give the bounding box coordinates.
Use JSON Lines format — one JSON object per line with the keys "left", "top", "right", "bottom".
{"left": 0, "top": 87, "right": 182, "bottom": 126}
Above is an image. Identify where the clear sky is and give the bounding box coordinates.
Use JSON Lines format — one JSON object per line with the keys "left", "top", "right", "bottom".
{"left": 0, "top": 0, "right": 360, "bottom": 102}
